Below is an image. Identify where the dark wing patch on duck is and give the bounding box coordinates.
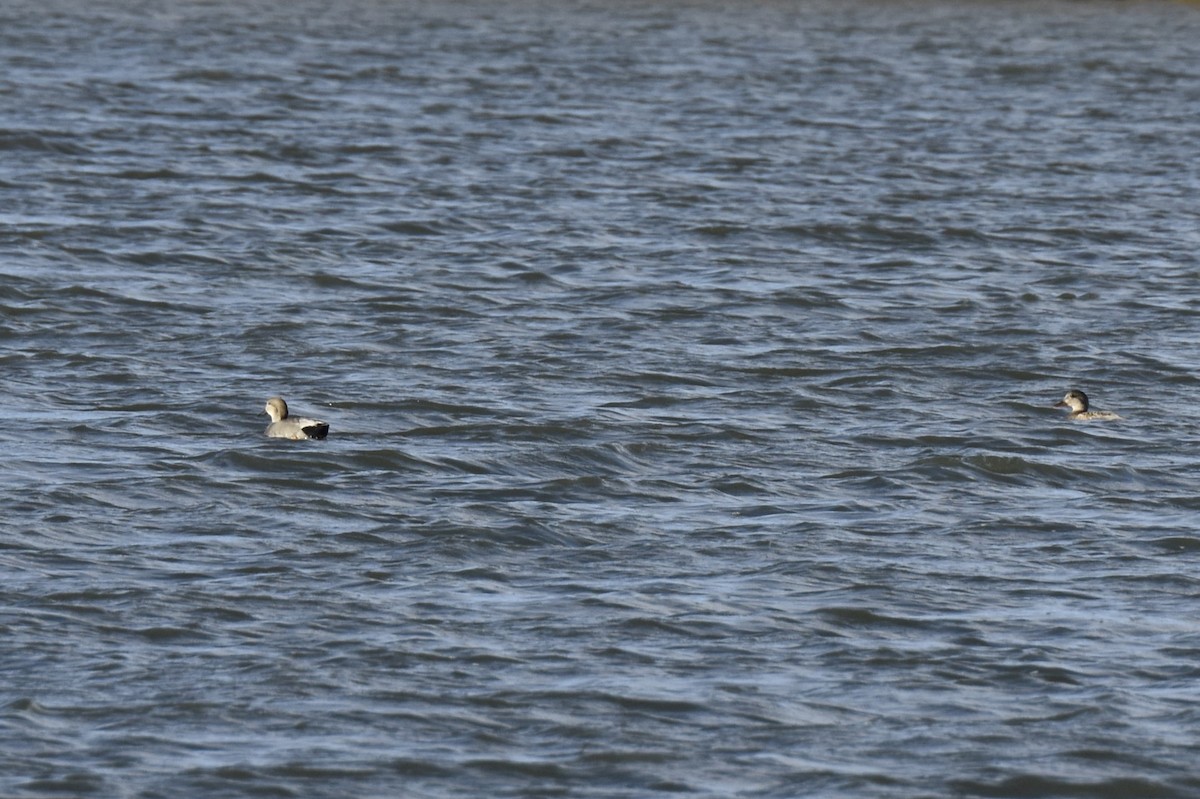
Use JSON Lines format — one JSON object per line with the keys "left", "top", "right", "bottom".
{"left": 303, "top": 423, "right": 330, "bottom": 440}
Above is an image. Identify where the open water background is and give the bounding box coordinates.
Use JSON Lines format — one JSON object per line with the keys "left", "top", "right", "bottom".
{"left": 4, "top": 0, "right": 1200, "bottom": 796}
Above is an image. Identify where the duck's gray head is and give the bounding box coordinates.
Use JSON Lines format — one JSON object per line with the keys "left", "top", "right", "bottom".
{"left": 1054, "top": 389, "right": 1088, "bottom": 412}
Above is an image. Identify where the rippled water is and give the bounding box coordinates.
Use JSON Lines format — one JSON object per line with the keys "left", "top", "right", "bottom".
{"left": 5, "top": 0, "right": 1200, "bottom": 796}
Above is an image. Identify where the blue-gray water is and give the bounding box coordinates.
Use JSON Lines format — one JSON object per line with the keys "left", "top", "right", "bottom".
{"left": 4, "top": 0, "right": 1200, "bottom": 796}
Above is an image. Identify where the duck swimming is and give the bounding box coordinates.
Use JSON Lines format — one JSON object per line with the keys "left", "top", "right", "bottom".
{"left": 1054, "top": 389, "right": 1121, "bottom": 421}
{"left": 264, "top": 396, "right": 329, "bottom": 440}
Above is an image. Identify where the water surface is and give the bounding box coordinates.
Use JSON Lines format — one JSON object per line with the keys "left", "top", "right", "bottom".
{"left": 4, "top": 0, "right": 1200, "bottom": 797}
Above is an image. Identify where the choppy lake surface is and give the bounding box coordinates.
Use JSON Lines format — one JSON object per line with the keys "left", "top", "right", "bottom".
{"left": 4, "top": 0, "right": 1200, "bottom": 796}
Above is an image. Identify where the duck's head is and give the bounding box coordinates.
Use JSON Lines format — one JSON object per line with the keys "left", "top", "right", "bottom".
{"left": 264, "top": 396, "right": 289, "bottom": 422}
{"left": 1054, "top": 389, "right": 1089, "bottom": 413}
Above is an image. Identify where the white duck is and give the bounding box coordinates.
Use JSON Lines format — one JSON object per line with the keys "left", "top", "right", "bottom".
{"left": 263, "top": 396, "right": 329, "bottom": 440}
